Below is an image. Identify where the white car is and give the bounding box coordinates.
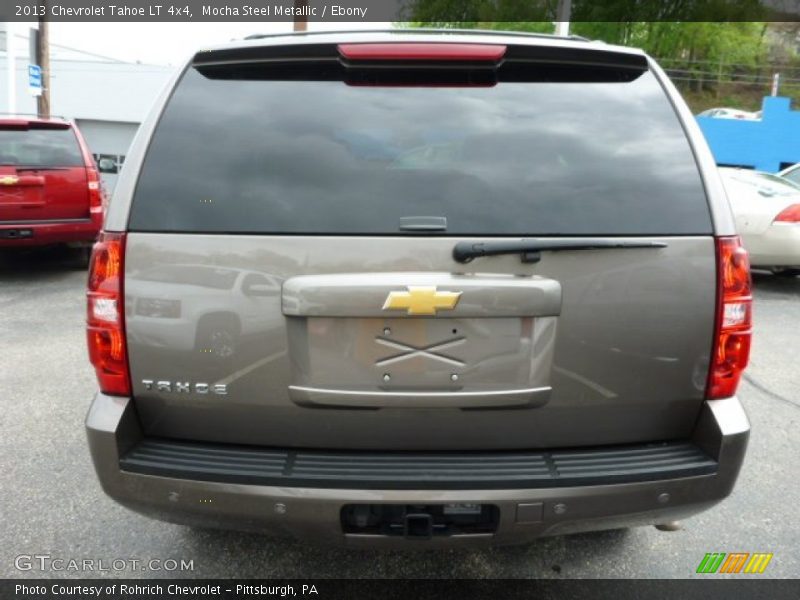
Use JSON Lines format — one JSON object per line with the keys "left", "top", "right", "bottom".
{"left": 779, "top": 163, "right": 800, "bottom": 187}
{"left": 697, "top": 107, "right": 761, "bottom": 120}
{"left": 125, "top": 264, "right": 283, "bottom": 358}
{"left": 718, "top": 167, "right": 800, "bottom": 276}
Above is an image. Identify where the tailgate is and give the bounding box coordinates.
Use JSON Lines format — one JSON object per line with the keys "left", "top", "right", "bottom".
{"left": 124, "top": 234, "right": 715, "bottom": 450}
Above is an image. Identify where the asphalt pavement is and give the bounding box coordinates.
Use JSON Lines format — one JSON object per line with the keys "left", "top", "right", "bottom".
{"left": 1, "top": 247, "right": 798, "bottom": 578}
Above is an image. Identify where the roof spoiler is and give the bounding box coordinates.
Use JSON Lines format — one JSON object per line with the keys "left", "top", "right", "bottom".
{"left": 192, "top": 42, "right": 647, "bottom": 73}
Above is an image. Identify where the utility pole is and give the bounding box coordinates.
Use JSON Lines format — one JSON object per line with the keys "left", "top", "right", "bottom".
{"left": 771, "top": 73, "right": 781, "bottom": 97}
{"left": 555, "top": 0, "right": 572, "bottom": 37}
{"left": 293, "top": 0, "right": 308, "bottom": 32}
{"left": 37, "top": 3, "right": 50, "bottom": 119}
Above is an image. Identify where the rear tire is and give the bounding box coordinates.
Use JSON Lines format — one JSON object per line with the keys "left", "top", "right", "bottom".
{"left": 195, "top": 315, "right": 241, "bottom": 362}
{"left": 70, "top": 245, "right": 92, "bottom": 270}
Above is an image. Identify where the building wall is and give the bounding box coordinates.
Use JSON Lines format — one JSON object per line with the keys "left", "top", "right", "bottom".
{"left": 0, "top": 56, "right": 175, "bottom": 122}
{"left": 697, "top": 96, "right": 800, "bottom": 173}
{"left": 76, "top": 119, "right": 140, "bottom": 192}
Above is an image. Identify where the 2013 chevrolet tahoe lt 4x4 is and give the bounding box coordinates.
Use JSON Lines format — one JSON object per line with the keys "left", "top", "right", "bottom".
{"left": 85, "top": 30, "right": 752, "bottom": 546}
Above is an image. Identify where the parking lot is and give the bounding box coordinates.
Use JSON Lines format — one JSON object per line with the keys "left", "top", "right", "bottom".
{"left": 1, "top": 247, "right": 798, "bottom": 579}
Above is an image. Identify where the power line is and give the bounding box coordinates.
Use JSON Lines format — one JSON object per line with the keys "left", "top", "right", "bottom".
{"left": 12, "top": 32, "right": 128, "bottom": 63}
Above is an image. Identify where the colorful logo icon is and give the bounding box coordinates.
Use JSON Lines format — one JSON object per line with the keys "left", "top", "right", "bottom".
{"left": 696, "top": 552, "right": 773, "bottom": 574}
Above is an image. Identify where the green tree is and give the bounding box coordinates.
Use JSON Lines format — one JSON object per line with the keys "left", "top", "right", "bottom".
{"left": 402, "top": 20, "right": 766, "bottom": 64}
{"left": 403, "top": 1, "right": 768, "bottom": 63}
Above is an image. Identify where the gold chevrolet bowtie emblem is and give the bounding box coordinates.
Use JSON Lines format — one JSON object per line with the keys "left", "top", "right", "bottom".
{"left": 382, "top": 286, "right": 462, "bottom": 316}
{"left": 0, "top": 176, "right": 20, "bottom": 185}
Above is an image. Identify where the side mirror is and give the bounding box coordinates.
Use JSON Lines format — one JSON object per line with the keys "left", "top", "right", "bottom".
{"left": 98, "top": 158, "right": 117, "bottom": 173}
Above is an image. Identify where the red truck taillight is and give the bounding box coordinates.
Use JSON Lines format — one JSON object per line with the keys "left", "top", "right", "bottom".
{"left": 87, "top": 167, "right": 103, "bottom": 213}
{"left": 86, "top": 232, "right": 130, "bottom": 395}
{"left": 706, "top": 236, "right": 752, "bottom": 399}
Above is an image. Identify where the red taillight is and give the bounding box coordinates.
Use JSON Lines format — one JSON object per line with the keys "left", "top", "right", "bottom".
{"left": 86, "top": 232, "right": 130, "bottom": 396}
{"left": 87, "top": 167, "right": 103, "bottom": 212}
{"left": 706, "top": 236, "right": 752, "bottom": 399}
{"left": 337, "top": 43, "right": 506, "bottom": 62}
{"left": 774, "top": 203, "right": 800, "bottom": 223}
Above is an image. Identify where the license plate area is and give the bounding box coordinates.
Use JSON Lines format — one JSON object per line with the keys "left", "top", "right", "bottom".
{"left": 0, "top": 228, "right": 34, "bottom": 239}
{"left": 341, "top": 504, "right": 499, "bottom": 538}
{"left": 290, "top": 316, "right": 556, "bottom": 393}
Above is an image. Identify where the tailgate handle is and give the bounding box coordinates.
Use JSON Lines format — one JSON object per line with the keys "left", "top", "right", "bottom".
{"left": 282, "top": 272, "right": 561, "bottom": 318}
{"left": 453, "top": 239, "right": 668, "bottom": 264}
{"left": 288, "top": 385, "right": 551, "bottom": 409}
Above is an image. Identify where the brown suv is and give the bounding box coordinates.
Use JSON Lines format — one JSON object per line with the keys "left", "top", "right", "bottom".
{"left": 85, "top": 30, "right": 751, "bottom": 546}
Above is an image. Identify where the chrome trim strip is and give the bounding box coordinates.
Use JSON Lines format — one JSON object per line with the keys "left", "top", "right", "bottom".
{"left": 288, "top": 385, "right": 551, "bottom": 409}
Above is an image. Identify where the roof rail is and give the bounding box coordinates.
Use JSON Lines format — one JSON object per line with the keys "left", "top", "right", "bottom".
{"left": 243, "top": 28, "right": 590, "bottom": 43}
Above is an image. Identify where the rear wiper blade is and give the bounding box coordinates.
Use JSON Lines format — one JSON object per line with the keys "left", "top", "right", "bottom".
{"left": 453, "top": 239, "right": 668, "bottom": 264}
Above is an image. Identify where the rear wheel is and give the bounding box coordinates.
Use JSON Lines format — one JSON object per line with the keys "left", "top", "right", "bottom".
{"left": 69, "top": 245, "right": 92, "bottom": 270}
{"left": 195, "top": 315, "right": 241, "bottom": 361}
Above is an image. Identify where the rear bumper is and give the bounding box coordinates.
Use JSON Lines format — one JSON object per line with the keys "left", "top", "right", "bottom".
{"left": 0, "top": 213, "right": 101, "bottom": 247}
{"left": 86, "top": 394, "right": 749, "bottom": 547}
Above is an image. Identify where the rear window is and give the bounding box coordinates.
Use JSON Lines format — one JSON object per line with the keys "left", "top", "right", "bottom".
{"left": 0, "top": 126, "right": 83, "bottom": 168}
{"left": 129, "top": 57, "right": 712, "bottom": 236}
{"left": 783, "top": 166, "right": 800, "bottom": 186}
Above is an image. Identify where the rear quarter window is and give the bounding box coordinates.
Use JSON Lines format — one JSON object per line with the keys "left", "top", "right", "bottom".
{"left": 129, "top": 56, "right": 712, "bottom": 236}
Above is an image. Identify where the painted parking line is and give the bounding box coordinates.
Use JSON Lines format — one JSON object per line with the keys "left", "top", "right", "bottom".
{"left": 215, "top": 350, "right": 287, "bottom": 386}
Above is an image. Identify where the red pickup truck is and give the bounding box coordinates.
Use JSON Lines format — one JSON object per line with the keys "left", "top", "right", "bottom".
{"left": 0, "top": 117, "right": 105, "bottom": 262}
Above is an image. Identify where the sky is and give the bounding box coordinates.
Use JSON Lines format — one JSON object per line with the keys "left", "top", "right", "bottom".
{"left": 10, "top": 21, "right": 392, "bottom": 66}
